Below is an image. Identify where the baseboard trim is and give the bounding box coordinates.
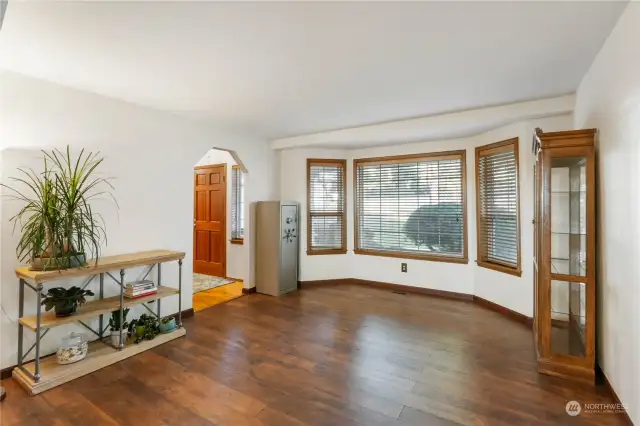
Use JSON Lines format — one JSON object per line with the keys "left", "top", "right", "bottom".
{"left": 0, "top": 307, "right": 195, "bottom": 381}
{"left": 298, "top": 278, "right": 473, "bottom": 301}
{"left": 596, "top": 364, "right": 634, "bottom": 425}
{"left": 473, "top": 296, "right": 532, "bottom": 326}
{"left": 350, "top": 278, "right": 474, "bottom": 301}
{"left": 242, "top": 287, "right": 256, "bottom": 294}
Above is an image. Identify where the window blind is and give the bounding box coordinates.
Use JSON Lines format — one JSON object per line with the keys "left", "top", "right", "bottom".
{"left": 476, "top": 139, "right": 520, "bottom": 271}
{"left": 355, "top": 151, "right": 466, "bottom": 261}
{"left": 307, "top": 159, "right": 346, "bottom": 254}
{"left": 231, "top": 166, "right": 244, "bottom": 240}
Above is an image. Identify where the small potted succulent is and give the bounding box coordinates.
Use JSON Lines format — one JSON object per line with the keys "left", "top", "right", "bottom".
{"left": 159, "top": 316, "right": 176, "bottom": 334}
{"left": 41, "top": 286, "right": 95, "bottom": 317}
{"left": 108, "top": 308, "right": 130, "bottom": 347}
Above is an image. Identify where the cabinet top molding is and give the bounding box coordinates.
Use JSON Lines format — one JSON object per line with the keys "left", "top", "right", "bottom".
{"left": 15, "top": 250, "right": 186, "bottom": 285}
{"left": 534, "top": 128, "right": 596, "bottom": 150}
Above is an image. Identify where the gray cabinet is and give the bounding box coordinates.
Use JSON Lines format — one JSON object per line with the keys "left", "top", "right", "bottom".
{"left": 255, "top": 201, "right": 299, "bottom": 296}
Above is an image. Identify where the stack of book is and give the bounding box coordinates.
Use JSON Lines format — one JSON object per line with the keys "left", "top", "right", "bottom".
{"left": 124, "top": 280, "right": 157, "bottom": 299}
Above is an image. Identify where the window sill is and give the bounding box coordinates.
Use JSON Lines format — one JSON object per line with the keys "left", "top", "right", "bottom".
{"left": 307, "top": 249, "right": 347, "bottom": 256}
{"left": 354, "top": 249, "right": 468, "bottom": 265}
{"left": 230, "top": 238, "right": 244, "bottom": 245}
{"left": 476, "top": 260, "right": 521, "bottom": 277}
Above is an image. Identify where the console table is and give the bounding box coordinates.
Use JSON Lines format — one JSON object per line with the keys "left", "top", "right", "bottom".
{"left": 13, "top": 250, "right": 187, "bottom": 395}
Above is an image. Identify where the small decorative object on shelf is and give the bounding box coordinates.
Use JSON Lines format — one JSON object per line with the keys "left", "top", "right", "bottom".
{"left": 56, "top": 332, "right": 88, "bottom": 365}
{"left": 159, "top": 317, "right": 177, "bottom": 334}
{"left": 129, "top": 314, "right": 160, "bottom": 344}
{"left": 124, "top": 279, "right": 157, "bottom": 299}
{"left": 109, "top": 308, "right": 130, "bottom": 347}
{"left": 1, "top": 146, "right": 116, "bottom": 271}
{"left": 41, "top": 286, "right": 95, "bottom": 317}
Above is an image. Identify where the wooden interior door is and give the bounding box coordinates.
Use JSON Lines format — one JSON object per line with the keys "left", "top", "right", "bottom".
{"left": 193, "top": 164, "right": 226, "bottom": 277}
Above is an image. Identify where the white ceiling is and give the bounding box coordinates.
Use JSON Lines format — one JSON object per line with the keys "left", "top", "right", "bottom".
{"left": 0, "top": 1, "right": 626, "bottom": 140}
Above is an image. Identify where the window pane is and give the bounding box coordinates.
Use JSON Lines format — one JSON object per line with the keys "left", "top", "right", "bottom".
{"left": 307, "top": 160, "right": 346, "bottom": 252}
{"left": 356, "top": 154, "right": 465, "bottom": 258}
{"left": 231, "top": 167, "right": 244, "bottom": 239}
{"left": 310, "top": 216, "right": 343, "bottom": 249}
{"left": 477, "top": 141, "right": 519, "bottom": 269}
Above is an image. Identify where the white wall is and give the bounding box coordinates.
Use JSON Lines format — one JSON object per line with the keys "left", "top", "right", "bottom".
{"left": 0, "top": 71, "right": 278, "bottom": 369}
{"left": 194, "top": 148, "right": 247, "bottom": 281}
{"left": 279, "top": 115, "right": 573, "bottom": 315}
{"left": 573, "top": 2, "right": 640, "bottom": 422}
{"left": 280, "top": 148, "right": 351, "bottom": 281}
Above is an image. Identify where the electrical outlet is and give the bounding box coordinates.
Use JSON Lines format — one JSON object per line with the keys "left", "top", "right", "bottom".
{"left": 401, "top": 263, "right": 407, "bottom": 273}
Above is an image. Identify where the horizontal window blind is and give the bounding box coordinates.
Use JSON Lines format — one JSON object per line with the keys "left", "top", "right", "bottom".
{"left": 355, "top": 152, "right": 466, "bottom": 260}
{"left": 307, "top": 160, "right": 346, "bottom": 253}
{"left": 476, "top": 139, "right": 519, "bottom": 270}
{"left": 231, "top": 166, "right": 244, "bottom": 239}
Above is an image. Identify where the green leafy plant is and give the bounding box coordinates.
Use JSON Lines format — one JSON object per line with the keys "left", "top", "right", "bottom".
{"left": 41, "top": 286, "right": 95, "bottom": 317}
{"left": 109, "top": 308, "right": 130, "bottom": 332}
{"left": 2, "top": 146, "right": 116, "bottom": 270}
{"left": 128, "top": 314, "right": 159, "bottom": 343}
{"left": 404, "top": 203, "right": 464, "bottom": 253}
{"left": 161, "top": 317, "right": 174, "bottom": 324}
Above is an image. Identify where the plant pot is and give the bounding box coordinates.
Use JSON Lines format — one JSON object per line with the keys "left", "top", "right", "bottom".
{"left": 31, "top": 253, "right": 87, "bottom": 271}
{"left": 159, "top": 318, "right": 176, "bottom": 334}
{"left": 135, "top": 325, "right": 145, "bottom": 338}
{"left": 54, "top": 304, "right": 77, "bottom": 318}
{"left": 110, "top": 330, "right": 128, "bottom": 347}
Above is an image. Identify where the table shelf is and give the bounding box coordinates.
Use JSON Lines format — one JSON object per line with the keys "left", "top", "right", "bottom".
{"left": 13, "top": 328, "right": 186, "bottom": 395}
{"left": 19, "top": 286, "right": 179, "bottom": 331}
{"left": 14, "top": 249, "right": 186, "bottom": 395}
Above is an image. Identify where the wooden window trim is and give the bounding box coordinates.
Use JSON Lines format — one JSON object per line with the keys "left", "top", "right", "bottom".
{"left": 475, "top": 137, "right": 521, "bottom": 276}
{"left": 307, "top": 158, "right": 347, "bottom": 255}
{"left": 353, "top": 150, "right": 468, "bottom": 264}
{"left": 230, "top": 238, "right": 244, "bottom": 245}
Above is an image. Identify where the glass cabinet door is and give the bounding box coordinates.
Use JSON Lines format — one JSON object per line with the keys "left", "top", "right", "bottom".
{"left": 547, "top": 155, "right": 588, "bottom": 358}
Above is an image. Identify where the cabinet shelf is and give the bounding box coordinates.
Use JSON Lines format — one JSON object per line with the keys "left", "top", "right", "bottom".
{"left": 19, "top": 286, "right": 179, "bottom": 331}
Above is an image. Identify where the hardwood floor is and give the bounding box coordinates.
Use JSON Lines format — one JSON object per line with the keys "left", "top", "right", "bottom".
{"left": 192, "top": 281, "right": 244, "bottom": 312}
{"left": 0, "top": 284, "right": 628, "bottom": 426}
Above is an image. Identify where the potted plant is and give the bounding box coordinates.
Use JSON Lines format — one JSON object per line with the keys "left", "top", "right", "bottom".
{"left": 41, "top": 286, "right": 95, "bottom": 317}
{"left": 108, "top": 308, "right": 130, "bottom": 347}
{"left": 128, "top": 314, "right": 159, "bottom": 344}
{"left": 159, "top": 316, "right": 176, "bottom": 334}
{"left": 2, "top": 146, "right": 115, "bottom": 271}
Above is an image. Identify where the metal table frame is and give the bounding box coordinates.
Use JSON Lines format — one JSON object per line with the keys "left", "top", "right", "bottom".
{"left": 16, "top": 259, "right": 183, "bottom": 383}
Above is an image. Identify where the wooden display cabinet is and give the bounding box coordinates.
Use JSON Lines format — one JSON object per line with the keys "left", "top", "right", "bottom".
{"left": 532, "top": 128, "right": 596, "bottom": 384}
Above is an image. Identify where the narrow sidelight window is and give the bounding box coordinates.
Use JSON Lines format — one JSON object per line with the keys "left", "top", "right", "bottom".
{"left": 231, "top": 165, "right": 244, "bottom": 244}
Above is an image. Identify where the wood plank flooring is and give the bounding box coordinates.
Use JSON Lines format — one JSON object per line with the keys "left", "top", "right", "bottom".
{"left": 192, "top": 281, "right": 244, "bottom": 312}
{"left": 0, "top": 284, "right": 628, "bottom": 426}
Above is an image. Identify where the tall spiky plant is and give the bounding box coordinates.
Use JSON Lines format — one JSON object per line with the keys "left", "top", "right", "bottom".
{"left": 2, "top": 146, "right": 116, "bottom": 270}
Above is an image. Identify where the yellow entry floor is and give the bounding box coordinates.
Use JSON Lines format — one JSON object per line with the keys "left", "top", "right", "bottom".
{"left": 193, "top": 281, "right": 244, "bottom": 312}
